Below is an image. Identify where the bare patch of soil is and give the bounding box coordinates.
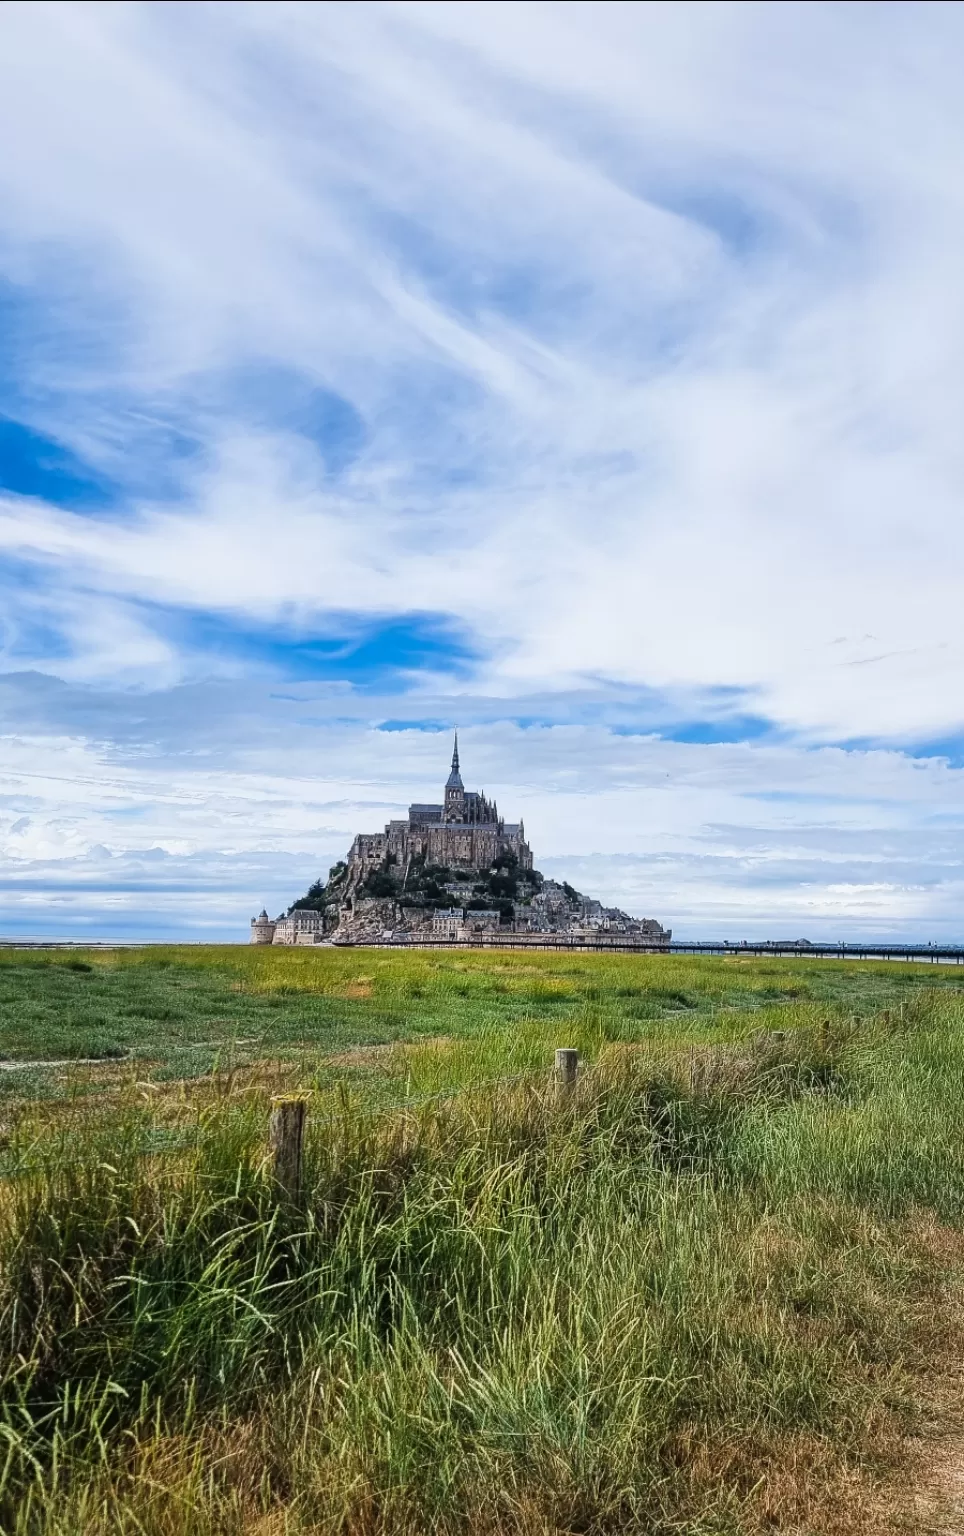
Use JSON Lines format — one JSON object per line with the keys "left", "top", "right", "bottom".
{"left": 324, "top": 1042, "right": 397, "bottom": 1069}
{"left": 337, "top": 976, "right": 375, "bottom": 999}
{"left": 890, "top": 1225, "right": 964, "bottom": 1534}
{"left": 908, "top": 1435, "right": 964, "bottom": 1533}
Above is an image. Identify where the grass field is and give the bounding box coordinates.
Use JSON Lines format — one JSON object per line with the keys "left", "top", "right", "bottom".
{"left": 2, "top": 946, "right": 964, "bottom": 1533}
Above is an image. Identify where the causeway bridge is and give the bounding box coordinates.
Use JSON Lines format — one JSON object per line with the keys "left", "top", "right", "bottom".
{"left": 350, "top": 936, "right": 964, "bottom": 963}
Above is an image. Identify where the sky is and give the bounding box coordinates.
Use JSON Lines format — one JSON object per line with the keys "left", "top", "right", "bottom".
{"left": 1, "top": 0, "right": 963, "bottom": 942}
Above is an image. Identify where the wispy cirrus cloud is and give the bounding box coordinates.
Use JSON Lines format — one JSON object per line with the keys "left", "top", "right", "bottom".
{"left": 0, "top": 2, "right": 963, "bottom": 935}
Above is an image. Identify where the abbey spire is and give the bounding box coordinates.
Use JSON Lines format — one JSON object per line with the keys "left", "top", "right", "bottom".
{"left": 445, "top": 730, "right": 463, "bottom": 790}
{"left": 443, "top": 730, "right": 466, "bottom": 821}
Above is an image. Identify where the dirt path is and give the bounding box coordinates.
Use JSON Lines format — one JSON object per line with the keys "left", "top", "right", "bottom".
{"left": 0, "top": 1055, "right": 128, "bottom": 1070}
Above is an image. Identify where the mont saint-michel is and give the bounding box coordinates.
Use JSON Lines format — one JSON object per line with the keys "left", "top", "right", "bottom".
{"left": 251, "top": 736, "right": 670, "bottom": 948}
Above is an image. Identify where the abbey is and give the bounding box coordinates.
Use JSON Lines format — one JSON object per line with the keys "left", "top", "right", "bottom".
{"left": 346, "top": 735, "right": 532, "bottom": 886}
{"left": 251, "top": 736, "right": 671, "bottom": 949}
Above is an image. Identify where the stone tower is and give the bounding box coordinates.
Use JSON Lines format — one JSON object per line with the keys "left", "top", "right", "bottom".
{"left": 250, "top": 908, "right": 276, "bottom": 945}
{"left": 443, "top": 732, "right": 465, "bottom": 823}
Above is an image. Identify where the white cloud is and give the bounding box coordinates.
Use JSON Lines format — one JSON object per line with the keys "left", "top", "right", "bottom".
{"left": 1, "top": 3, "right": 964, "bottom": 931}
{"left": 1, "top": 700, "right": 962, "bottom": 939}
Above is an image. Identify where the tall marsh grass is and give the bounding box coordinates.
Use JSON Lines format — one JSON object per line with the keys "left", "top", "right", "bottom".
{"left": 2, "top": 992, "right": 964, "bottom": 1532}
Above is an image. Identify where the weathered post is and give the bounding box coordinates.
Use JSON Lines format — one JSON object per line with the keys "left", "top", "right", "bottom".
{"left": 269, "top": 1096, "right": 307, "bottom": 1200}
{"left": 555, "top": 1047, "right": 579, "bottom": 1093}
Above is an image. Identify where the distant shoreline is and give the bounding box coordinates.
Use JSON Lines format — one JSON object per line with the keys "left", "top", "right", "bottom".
{"left": 1, "top": 936, "right": 962, "bottom": 963}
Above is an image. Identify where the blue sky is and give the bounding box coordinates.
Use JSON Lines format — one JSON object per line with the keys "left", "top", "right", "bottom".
{"left": 1, "top": 0, "right": 964, "bottom": 940}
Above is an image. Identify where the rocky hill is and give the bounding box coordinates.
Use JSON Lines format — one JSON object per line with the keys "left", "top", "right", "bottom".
{"left": 286, "top": 851, "right": 670, "bottom": 946}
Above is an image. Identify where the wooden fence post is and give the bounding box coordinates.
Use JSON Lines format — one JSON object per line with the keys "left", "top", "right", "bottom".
{"left": 269, "top": 1096, "right": 307, "bottom": 1200}
{"left": 555, "top": 1047, "right": 579, "bottom": 1092}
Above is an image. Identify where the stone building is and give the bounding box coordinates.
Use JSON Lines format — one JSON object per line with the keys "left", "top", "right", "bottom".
{"left": 431, "top": 907, "right": 464, "bottom": 940}
{"left": 250, "top": 909, "right": 276, "bottom": 945}
{"left": 431, "top": 906, "right": 501, "bottom": 940}
{"left": 272, "top": 909, "right": 328, "bottom": 945}
{"left": 345, "top": 735, "right": 532, "bottom": 888}
{"left": 250, "top": 908, "right": 331, "bottom": 945}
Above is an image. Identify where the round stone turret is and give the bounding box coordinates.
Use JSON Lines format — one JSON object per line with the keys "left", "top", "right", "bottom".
{"left": 250, "top": 909, "right": 276, "bottom": 945}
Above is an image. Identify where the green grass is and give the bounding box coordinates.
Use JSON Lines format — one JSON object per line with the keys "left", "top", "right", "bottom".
{"left": 0, "top": 943, "right": 955, "bottom": 1090}
{"left": 1, "top": 949, "right": 964, "bottom": 1533}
